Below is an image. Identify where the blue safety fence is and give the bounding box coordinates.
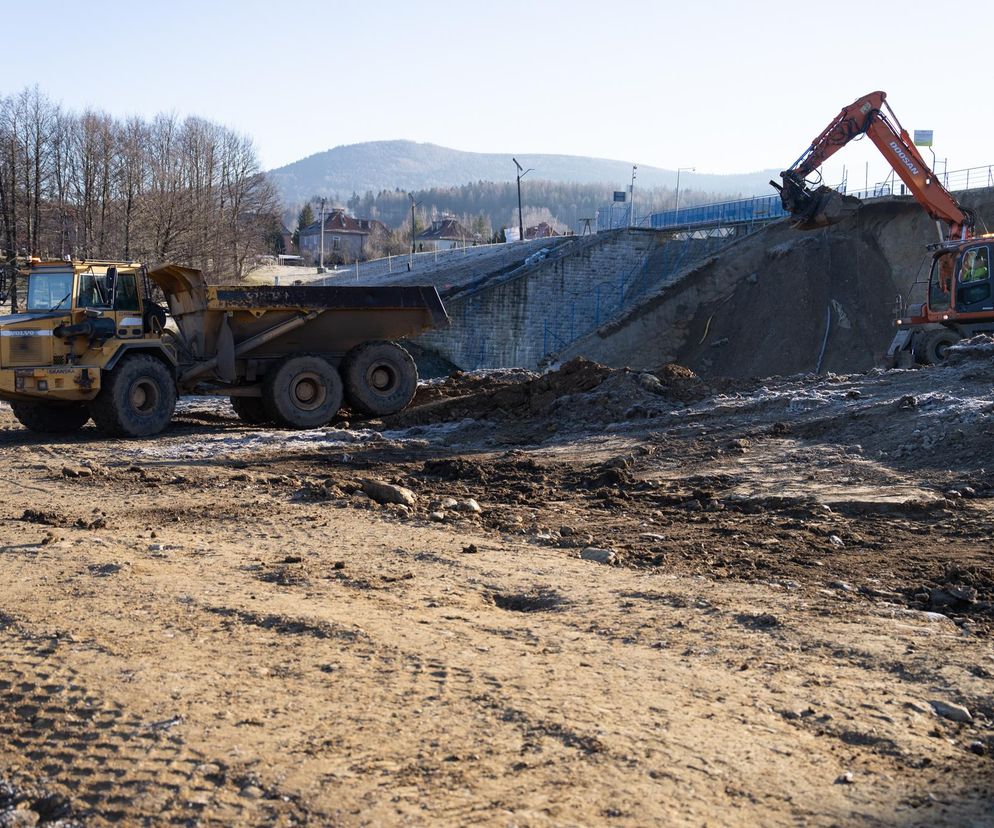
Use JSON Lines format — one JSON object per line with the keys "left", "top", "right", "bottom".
{"left": 633, "top": 163, "right": 994, "bottom": 233}
{"left": 649, "top": 194, "right": 788, "bottom": 230}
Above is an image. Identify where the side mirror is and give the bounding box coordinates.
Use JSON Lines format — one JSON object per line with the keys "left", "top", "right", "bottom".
{"left": 104, "top": 266, "right": 117, "bottom": 299}
{"left": 85, "top": 308, "right": 104, "bottom": 319}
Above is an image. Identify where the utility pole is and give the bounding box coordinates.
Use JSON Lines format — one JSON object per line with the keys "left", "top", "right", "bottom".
{"left": 629, "top": 165, "right": 638, "bottom": 227}
{"left": 408, "top": 193, "right": 422, "bottom": 268}
{"left": 675, "top": 167, "right": 695, "bottom": 213}
{"left": 513, "top": 157, "right": 533, "bottom": 242}
{"left": 318, "top": 197, "right": 327, "bottom": 273}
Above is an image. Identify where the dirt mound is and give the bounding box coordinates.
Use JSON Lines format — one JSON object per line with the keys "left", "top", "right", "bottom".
{"left": 387, "top": 358, "right": 710, "bottom": 429}
{"left": 653, "top": 363, "right": 710, "bottom": 404}
{"left": 387, "top": 358, "right": 609, "bottom": 426}
{"left": 410, "top": 368, "right": 536, "bottom": 407}
{"left": 946, "top": 334, "right": 994, "bottom": 364}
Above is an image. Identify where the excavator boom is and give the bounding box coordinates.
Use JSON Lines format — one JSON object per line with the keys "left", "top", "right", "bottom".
{"left": 774, "top": 91, "right": 972, "bottom": 239}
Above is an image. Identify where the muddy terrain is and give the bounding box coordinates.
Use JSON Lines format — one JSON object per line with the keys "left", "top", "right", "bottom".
{"left": 1, "top": 351, "right": 993, "bottom": 826}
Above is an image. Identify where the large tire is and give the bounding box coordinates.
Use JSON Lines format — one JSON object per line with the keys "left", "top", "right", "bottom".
{"left": 230, "top": 396, "right": 270, "bottom": 425}
{"left": 10, "top": 402, "right": 90, "bottom": 434}
{"left": 90, "top": 354, "right": 177, "bottom": 437}
{"left": 341, "top": 341, "right": 418, "bottom": 416}
{"left": 917, "top": 330, "right": 960, "bottom": 365}
{"left": 262, "top": 355, "right": 343, "bottom": 429}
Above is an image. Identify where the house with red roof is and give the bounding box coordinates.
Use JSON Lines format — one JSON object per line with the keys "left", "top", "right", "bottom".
{"left": 415, "top": 217, "right": 478, "bottom": 251}
{"left": 298, "top": 208, "right": 388, "bottom": 262}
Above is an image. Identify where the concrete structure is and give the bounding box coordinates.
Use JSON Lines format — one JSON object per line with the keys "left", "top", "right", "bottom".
{"left": 302, "top": 228, "right": 741, "bottom": 374}
{"left": 412, "top": 230, "right": 654, "bottom": 369}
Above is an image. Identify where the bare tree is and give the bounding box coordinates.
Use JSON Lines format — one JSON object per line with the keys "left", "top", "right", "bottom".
{"left": 218, "top": 129, "right": 279, "bottom": 280}
{"left": 0, "top": 87, "right": 281, "bottom": 283}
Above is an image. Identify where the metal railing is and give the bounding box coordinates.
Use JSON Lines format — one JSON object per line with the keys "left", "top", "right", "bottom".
{"left": 648, "top": 194, "right": 787, "bottom": 231}
{"left": 841, "top": 163, "right": 994, "bottom": 200}
{"left": 610, "top": 163, "right": 994, "bottom": 236}
{"left": 317, "top": 240, "right": 514, "bottom": 285}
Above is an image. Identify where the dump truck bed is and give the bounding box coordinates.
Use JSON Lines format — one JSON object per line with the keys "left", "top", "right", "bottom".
{"left": 149, "top": 265, "right": 448, "bottom": 367}
{"left": 207, "top": 285, "right": 449, "bottom": 358}
{"left": 207, "top": 284, "right": 448, "bottom": 328}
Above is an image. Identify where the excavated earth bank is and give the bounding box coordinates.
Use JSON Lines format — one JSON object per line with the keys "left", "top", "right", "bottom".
{"left": 564, "top": 189, "right": 994, "bottom": 378}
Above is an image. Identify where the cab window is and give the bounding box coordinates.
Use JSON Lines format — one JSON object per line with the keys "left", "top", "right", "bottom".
{"left": 957, "top": 246, "right": 992, "bottom": 310}
{"left": 77, "top": 272, "right": 111, "bottom": 309}
{"left": 26, "top": 271, "right": 73, "bottom": 311}
{"left": 114, "top": 273, "right": 141, "bottom": 311}
{"left": 929, "top": 253, "right": 954, "bottom": 312}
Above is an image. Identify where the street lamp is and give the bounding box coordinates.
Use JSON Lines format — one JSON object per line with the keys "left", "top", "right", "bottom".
{"left": 629, "top": 164, "right": 638, "bottom": 227}
{"left": 675, "top": 167, "right": 695, "bottom": 214}
{"left": 513, "top": 157, "right": 533, "bottom": 242}
{"left": 318, "top": 197, "right": 327, "bottom": 273}
{"left": 408, "top": 193, "right": 422, "bottom": 267}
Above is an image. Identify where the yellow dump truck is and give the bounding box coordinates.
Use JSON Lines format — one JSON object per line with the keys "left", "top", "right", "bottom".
{"left": 0, "top": 260, "right": 447, "bottom": 437}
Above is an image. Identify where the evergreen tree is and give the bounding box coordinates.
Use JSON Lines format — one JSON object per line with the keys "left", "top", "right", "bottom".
{"left": 292, "top": 203, "right": 315, "bottom": 247}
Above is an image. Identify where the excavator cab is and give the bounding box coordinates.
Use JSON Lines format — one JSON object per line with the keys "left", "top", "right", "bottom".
{"left": 922, "top": 244, "right": 994, "bottom": 316}
{"left": 955, "top": 244, "right": 993, "bottom": 313}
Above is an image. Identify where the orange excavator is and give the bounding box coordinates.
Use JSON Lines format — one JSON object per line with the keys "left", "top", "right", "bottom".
{"left": 773, "top": 90, "right": 992, "bottom": 365}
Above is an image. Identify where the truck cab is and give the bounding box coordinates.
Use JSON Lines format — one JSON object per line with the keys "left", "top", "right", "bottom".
{"left": 0, "top": 261, "right": 168, "bottom": 398}
{"left": 0, "top": 260, "right": 176, "bottom": 435}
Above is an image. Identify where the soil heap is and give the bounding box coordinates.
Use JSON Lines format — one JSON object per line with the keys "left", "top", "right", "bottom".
{"left": 387, "top": 357, "right": 709, "bottom": 430}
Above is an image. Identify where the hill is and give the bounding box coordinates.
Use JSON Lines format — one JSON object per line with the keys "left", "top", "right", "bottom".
{"left": 267, "top": 140, "right": 780, "bottom": 205}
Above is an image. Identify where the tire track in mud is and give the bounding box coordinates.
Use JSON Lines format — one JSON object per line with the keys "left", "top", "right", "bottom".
{"left": 0, "top": 617, "right": 311, "bottom": 825}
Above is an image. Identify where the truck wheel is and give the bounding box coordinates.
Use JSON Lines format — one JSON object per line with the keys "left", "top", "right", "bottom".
{"left": 263, "top": 355, "right": 342, "bottom": 429}
{"left": 90, "top": 354, "right": 177, "bottom": 437}
{"left": 918, "top": 330, "right": 960, "bottom": 365}
{"left": 342, "top": 341, "right": 418, "bottom": 416}
{"left": 230, "top": 396, "right": 270, "bottom": 425}
{"left": 10, "top": 402, "right": 90, "bottom": 434}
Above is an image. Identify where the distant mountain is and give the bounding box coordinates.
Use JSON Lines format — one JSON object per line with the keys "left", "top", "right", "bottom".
{"left": 267, "top": 140, "right": 780, "bottom": 206}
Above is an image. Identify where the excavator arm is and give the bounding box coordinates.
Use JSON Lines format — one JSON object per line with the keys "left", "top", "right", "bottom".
{"left": 774, "top": 91, "right": 973, "bottom": 239}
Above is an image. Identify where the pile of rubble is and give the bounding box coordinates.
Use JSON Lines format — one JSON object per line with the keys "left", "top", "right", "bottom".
{"left": 387, "top": 358, "right": 710, "bottom": 431}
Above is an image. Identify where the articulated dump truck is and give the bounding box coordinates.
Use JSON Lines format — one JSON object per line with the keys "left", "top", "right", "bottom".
{"left": 0, "top": 260, "right": 448, "bottom": 437}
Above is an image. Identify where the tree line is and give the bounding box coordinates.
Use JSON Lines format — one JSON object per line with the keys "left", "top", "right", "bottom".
{"left": 287, "top": 178, "right": 734, "bottom": 265}
{"left": 0, "top": 86, "right": 280, "bottom": 292}
{"left": 320, "top": 179, "right": 733, "bottom": 239}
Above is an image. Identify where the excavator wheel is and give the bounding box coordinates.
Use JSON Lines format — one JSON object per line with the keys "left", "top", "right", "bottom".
{"left": 262, "top": 354, "right": 343, "bottom": 429}
{"left": 917, "top": 330, "right": 960, "bottom": 365}
{"left": 10, "top": 402, "right": 90, "bottom": 434}
{"left": 229, "top": 396, "right": 270, "bottom": 425}
{"left": 341, "top": 341, "right": 418, "bottom": 417}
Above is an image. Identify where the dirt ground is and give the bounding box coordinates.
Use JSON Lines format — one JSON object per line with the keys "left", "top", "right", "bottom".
{"left": 1, "top": 354, "right": 993, "bottom": 826}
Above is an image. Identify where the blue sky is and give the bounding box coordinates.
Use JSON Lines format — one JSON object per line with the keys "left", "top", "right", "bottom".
{"left": 6, "top": 0, "right": 994, "bottom": 191}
